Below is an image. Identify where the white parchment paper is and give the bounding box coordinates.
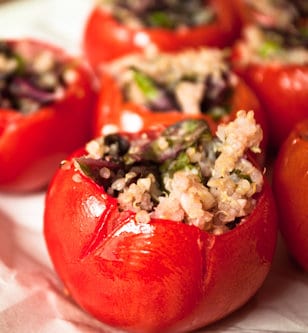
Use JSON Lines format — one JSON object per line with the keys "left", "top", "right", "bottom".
{"left": 0, "top": 1, "right": 307, "bottom": 332}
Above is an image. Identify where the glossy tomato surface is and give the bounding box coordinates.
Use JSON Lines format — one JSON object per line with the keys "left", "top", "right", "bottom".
{"left": 235, "top": 63, "right": 308, "bottom": 150}
{"left": 44, "top": 132, "right": 277, "bottom": 333}
{"left": 0, "top": 39, "right": 96, "bottom": 192}
{"left": 273, "top": 119, "right": 308, "bottom": 271}
{"left": 83, "top": 0, "right": 240, "bottom": 70}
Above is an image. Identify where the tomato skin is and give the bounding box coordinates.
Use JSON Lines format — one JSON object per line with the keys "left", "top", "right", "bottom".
{"left": 94, "top": 72, "right": 269, "bottom": 165}
{"left": 233, "top": 62, "right": 308, "bottom": 149}
{"left": 272, "top": 119, "right": 308, "bottom": 271}
{"left": 44, "top": 131, "right": 277, "bottom": 332}
{"left": 83, "top": 0, "right": 241, "bottom": 70}
{"left": 0, "top": 39, "right": 97, "bottom": 192}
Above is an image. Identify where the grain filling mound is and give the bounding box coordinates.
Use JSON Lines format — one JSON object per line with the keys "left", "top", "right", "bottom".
{"left": 0, "top": 40, "right": 75, "bottom": 113}
{"left": 237, "top": 0, "right": 308, "bottom": 65}
{"left": 76, "top": 110, "right": 263, "bottom": 235}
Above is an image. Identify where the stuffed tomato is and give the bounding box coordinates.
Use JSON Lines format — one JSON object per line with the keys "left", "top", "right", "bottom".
{"left": 0, "top": 39, "right": 96, "bottom": 192}
{"left": 94, "top": 48, "right": 268, "bottom": 164}
{"left": 273, "top": 119, "right": 308, "bottom": 271}
{"left": 44, "top": 111, "right": 277, "bottom": 333}
{"left": 83, "top": 0, "right": 241, "bottom": 70}
{"left": 232, "top": 0, "right": 308, "bottom": 149}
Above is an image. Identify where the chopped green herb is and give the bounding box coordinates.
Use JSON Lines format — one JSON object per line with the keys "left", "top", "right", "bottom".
{"left": 207, "top": 106, "right": 229, "bottom": 121}
{"left": 133, "top": 69, "right": 159, "bottom": 101}
{"left": 299, "top": 26, "right": 308, "bottom": 38}
{"left": 258, "top": 39, "right": 282, "bottom": 58}
{"left": 233, "top": 169, "right": 252, "bottom": 183}
{"left": 147, "top": 11, "right": 174, "bottom": 29}
{"left": 161, "top": 151, "right": 195, "bottom": 177}
{"left": 143, "top": 119, "right": 211, "bottom": 162}
{"left": 75, "top": 159, "right": 93, "bottom": 179}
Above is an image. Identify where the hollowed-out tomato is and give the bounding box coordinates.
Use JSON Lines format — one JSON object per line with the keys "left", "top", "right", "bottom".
{"left": 0, "top": 38, "right": 96, "bottom": 192}
{"left": 44, "top": 112, "right": 277, "bottom": 332}
{"left": 83, "top": 0, "right": 241, "bottom": 71}
{"left": 231, "top": 0, "right": 308, "bottom": 149}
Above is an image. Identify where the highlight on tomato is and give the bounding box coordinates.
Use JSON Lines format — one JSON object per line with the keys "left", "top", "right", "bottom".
{"left": 0, "top": 38, "right": 96, "bottom": 192}
{"left": 83, "top": 0, "right": 241, "bottom": 71}
{"left": 94, "top": 47, "right": 269, "bottom": 165}
{"left": 273, "top": 119, "right": 308, "bottom": 271}
{"left": 44, "top": 111, "right": 277, "bottom": 333}
{"left": 232, "top": 0, "right": 308, "bottom": 149}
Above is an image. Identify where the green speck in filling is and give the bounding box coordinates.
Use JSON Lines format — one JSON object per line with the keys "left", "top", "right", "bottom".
{"left": 161, "top": 151, "right": 195, "bottom": 177}
{"left": 299, "top": 26, "right": 308, "bottom": 38}
{"left": 258, "top": 38, "right": 282, "bottom": 58}
{"left": 207, "top": 106, "right": 230, "bottom": 122}
{"left": 142, "top": 119, "right": 212, "bottom": 162}
{"left": 147, "top": 11, "right": 175, "bottom": 29}
{"left": 133, "top": 69, "right": 159, "bottom": 101}
{"left": 232, "top": 169, "right": 252, "bottom": 183}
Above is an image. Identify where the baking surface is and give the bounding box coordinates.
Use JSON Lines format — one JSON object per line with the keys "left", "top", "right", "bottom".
{"left": 0, "top": 1, "right": 308, "bottom": 332}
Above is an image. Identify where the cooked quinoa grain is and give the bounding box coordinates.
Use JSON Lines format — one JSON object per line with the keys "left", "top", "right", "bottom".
{"left": 76, "top": 110, "right": 263, "bottom": 234}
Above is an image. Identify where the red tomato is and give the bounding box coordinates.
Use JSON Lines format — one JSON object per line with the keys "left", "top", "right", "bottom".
{"left": 273, "top": 119, "right": 308, "bottom": 271}
{"left": 0, "top": 39, "right": 96, "bottom": 192}
{"left": 44, "top": 125, "right": 277, "bottom": 333}
{"left": 94, "top": 71, "right": 269, "bottom": 165}
{"left": 233, "top": 62, "right": 308, "bottom": 149}
{"left": 231, "top": 0, "right": 308, "bottom": 149}
{"left": 83, "top": 0, "right": 241, "bottom": 70}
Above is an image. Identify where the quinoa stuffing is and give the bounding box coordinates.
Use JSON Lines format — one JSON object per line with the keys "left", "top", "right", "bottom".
{"left": 0, "top": 40, "right": 75, "bottom": 113}
{"left": 97, "top": 0, "right": 216, "bottom": 30}
{"left": 238, "top": 0, "right": 308, "bottom": 64}
{"left": 104, "top": 48, "right": 237, "bottom": 121}
{"left": 75, "top": 110, "right": 263, "bottom": 235}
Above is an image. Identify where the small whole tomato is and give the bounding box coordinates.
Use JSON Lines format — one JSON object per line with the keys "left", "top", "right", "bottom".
{"left": 0, "top": 38, "right": 96, "bottom": 192}
{"left": 273, "top": 119, "right": 308, "bottom": 271}
{"left": 44, "top": 113, "right": 277, "bottom": 333}
{"left": 83, "top": 0, "right": 241, "bottom": 71}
